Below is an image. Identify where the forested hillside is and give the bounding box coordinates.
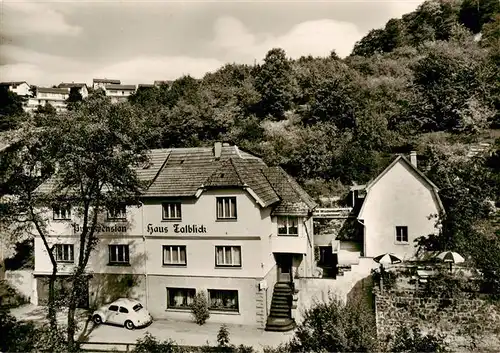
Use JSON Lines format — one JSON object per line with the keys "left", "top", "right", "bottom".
{"left": 124, "top": 0, "right": 499, "bottom": 192}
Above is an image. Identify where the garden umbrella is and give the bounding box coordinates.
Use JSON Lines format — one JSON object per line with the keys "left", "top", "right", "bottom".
{"left": 374, "top": 253, "right": 402, "bottom": 265}
{"left": 437, "top": 251, "right": 464, "bottom": 271}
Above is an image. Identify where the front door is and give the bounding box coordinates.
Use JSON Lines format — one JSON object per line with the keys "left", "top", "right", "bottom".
{"left": 276, "top": 254, "right": 292, "bottom": 283}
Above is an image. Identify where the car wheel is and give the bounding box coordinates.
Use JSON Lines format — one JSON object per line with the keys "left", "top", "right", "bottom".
{"left": 124, "top": 320, "right": 134, "bottom": 330}
{"left": 93, "top": 315, "right": 102, "bottom": 325}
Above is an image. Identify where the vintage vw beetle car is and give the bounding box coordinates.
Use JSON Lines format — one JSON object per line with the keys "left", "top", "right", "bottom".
{"left": 91, "top": 298, "right": 152, "bottom": 329}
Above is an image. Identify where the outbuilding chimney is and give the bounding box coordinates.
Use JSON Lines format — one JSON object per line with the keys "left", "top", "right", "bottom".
{"left": 214, "top": 142, "right": 222, "bottom": 159}
{"left": 410, "top": 151, "right": 417, "bottom": 168}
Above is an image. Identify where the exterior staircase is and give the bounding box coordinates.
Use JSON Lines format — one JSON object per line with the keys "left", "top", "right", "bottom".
{"left": 265, "top": 282, "right": 296, "bottom": 332}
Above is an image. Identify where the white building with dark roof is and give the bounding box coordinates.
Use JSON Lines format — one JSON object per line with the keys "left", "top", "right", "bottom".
{"left": 25, "top": 87, "right": 70, "bottom": 113}
{"left": 92, "top": 78, "right": 121, "bottom": 91}
{"left": 104, "top": 84, "right": 136, "bottom": 103}
{"left": 0, "top": 81, "right": 31, "bottom": 96}
{"left": 31, "top": 143, "right": 316, "bottom": 331}
{"left": 58, "top": 82, "right": 89, "bottom": 98}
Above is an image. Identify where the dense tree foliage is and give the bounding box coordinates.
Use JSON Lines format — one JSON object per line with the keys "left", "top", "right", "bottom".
{"left": 0, "top": 87, "right": 26, "bottom": 131}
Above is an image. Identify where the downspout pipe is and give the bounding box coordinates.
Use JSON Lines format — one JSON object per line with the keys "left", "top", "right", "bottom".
{"left": 140, "top": 200, "right": 148, "bottom": 308}
{"left": 357, "top": 219, "right": 366, "bottom": 257}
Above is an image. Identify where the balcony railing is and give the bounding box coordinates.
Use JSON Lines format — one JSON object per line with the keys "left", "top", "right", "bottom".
{"left": 313, "top": 207, "right": 354, "bottom": 219}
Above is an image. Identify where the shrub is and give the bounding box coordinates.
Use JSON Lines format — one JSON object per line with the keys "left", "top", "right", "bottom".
{"left": 262, "top": 343, "right": 293, "bottom": 353}
{"left": 217, "top": 324, "right": 231, "bottom": 348}
{"left": 288, "top": 292, "right": 378, "bottom": 353}
{"left": 0, "top": 308, "right": 38, "bottom": 353}
{"left": 0, "top": 280, "right": 29, "bottom": 308}
{"left": 215, "top": 324, "right": 255, "bottom": 353}
{"left": 190, "top": 292, "right": 210, "bottom": 325}
{"left": 388, "top": 325, "right": 449, "bottom": 352}
{"left": 133, "top": 332, "right": 183, "bottom": 353}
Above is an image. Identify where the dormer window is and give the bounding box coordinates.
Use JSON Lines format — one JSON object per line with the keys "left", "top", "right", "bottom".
{"left": 277, "top": 216, "right": 298, "bottom": 236}
{"left": 53, "top": 204, "right": 71, "bottom": 220}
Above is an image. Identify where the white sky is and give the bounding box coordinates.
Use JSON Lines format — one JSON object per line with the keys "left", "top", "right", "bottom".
{"left": 0, "top": 0, "right": 424, "bottom": 86}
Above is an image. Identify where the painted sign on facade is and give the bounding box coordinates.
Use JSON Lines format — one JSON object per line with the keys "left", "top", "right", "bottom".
{"left": 72, "top": 223, "right": 127, "bottom": 233}
{"left": 146, "top": 223, "right": 207, "bottom": 235}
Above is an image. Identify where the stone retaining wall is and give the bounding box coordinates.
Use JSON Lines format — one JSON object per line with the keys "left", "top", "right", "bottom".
{"left": 375, "top": 290, "right": 500, "bottom": 350}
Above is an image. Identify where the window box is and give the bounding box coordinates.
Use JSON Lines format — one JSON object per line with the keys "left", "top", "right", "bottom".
{"left": 162, "top": 202, "right": 182, "bottom": 221}
{"left": 277, "top": 216, "right": 299, "bottom": 236}
{"left": 53, "top": 204, "right": 71, "bottom": 220}
{"left": 396, "top": 226, "right": 409, "bottom": 243}
{"left": 163, "top": 245, "right": 187, "bottom": 266}
{"left": 167, "top": 288, "right": 195, "bottom": 310}
{"left": 53, "top": 244, "right": 74, "bottom": 263}
{"left": 108, "top": 244, "right": 130, "bottom": 265}
{"left": 215, "top": 246, "right": 241, "bottom": 268}
{"left": 208, "top": 289, "right": 239, "bottom": 312}
{"left": 216, "top": 197, "right": 237, "bottom": 220}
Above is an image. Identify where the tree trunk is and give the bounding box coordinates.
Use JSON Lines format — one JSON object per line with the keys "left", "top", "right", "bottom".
{"left": 48, "top": 264, "right": 58, "bottom": 332}
{"left": 67, "top": 267, "right": 88, "bottom": 352}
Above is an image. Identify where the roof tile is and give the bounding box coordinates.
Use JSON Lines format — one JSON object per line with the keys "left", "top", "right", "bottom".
{"left": 35, "top": 145, "right": 315, "bottom": 214}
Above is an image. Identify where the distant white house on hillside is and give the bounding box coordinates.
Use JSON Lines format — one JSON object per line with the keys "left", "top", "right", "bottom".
{"left": 153, "top": 80, "right": 173, "bottom": 87}
{"left": 354, "top": 152, "right": 444, "bottom": 260}
{"left": 92, "top": 78, "right": 121, "bottom": 91}
{"left": 58, "top": 82, "right": 89, "bottom": 99}
{"left": 0, "top": 81, "right": 31, "bottom": 96}
{"left": 25, "top": 87, "right": 70, "bottom": 113}
{"left": 105, "top": 84, "right": 136, "bottom": 103}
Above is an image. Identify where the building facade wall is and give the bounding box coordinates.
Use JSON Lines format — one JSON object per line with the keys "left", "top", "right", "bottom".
{"left": 147, "top": 275, "right": 259, "bottom": 326}
{"left": 361, "top": 161, "right": 440, "bottom": 259}
{"left": 11, "top": 83, "right": 30, "bottom": 96}
{"left": 32, "top": 184, "right": 314, "bottom": 326}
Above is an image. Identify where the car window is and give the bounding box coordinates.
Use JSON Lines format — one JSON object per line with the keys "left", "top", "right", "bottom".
{"left": 133, "top": 304, "right": 143, "bottom": 312}
{"left": 108, "top": 305, "right": 118, "bottom": 312}
{"left": 119, "top": 306, "right": 129, "bottom": 313}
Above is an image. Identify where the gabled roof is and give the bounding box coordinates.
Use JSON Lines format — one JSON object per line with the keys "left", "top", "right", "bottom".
{"left": 34, "top": 145, "right": 315, "bottom": 215}
{"left": 0, "top": 81, "right": 29, "bottom": 88}
{"left": 358, "top": 155, "right": 444, "bottom": 218}
{"left": 365, "top": 155, "right": 440, "bottom": 192}
{"left": 106, "top": 84, "right": 136, "bottom": 90}
{"left": 138, "top": 84, "right": 155, "bottom": 88}
{"left": 37, "top": 87, "right": 69, "bottom": 94}
{"left": 58, "top": 83, "right": 87, "bottom": 89}
{"left": 93, "top": 79, "right": 121, "bottom": 84}
{"left": 263, "top": 167, "right": 317, "bottom": 216}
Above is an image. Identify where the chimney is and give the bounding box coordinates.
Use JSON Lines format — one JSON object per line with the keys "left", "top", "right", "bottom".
{"left": 214, "top": 142, "right": 222, "bottom": 159}
{"left": 410, "top": 151, "right": 417, "bottom": 168}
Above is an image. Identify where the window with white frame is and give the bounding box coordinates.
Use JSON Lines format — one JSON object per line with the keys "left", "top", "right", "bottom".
{"left": 108, "top": 244, "right": 130, "bottom": 265}
{"left": 208, "top": 289, "right": 239, "bottom": 312}
{"left": 216, "top": 197, "right": 237, "bottom": 220}
{"left": 53, "top": 204, "right": 71, "bottom": 220}
{"left": 107, "top": 204, "right": 127, "bottom": 220}
{"left": 53, "top": 244, "right": 74, "bottom": 263}
{"left": 162, "top": 202, "right": 181, "bottom": 221}
{"left": 277, "top": 216, "right": 299, "bottom": 235}
{"left": 215, "top": 246, "right": 241, "bottom": 267}
{"left": 163, "top": 245, "right": 187, "bottom": 265}
{"left": 167, "top": 288, "right": 195, "bottom": 309}
{"left": 396, "top": 226, "right": 409, "bottom": 243}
